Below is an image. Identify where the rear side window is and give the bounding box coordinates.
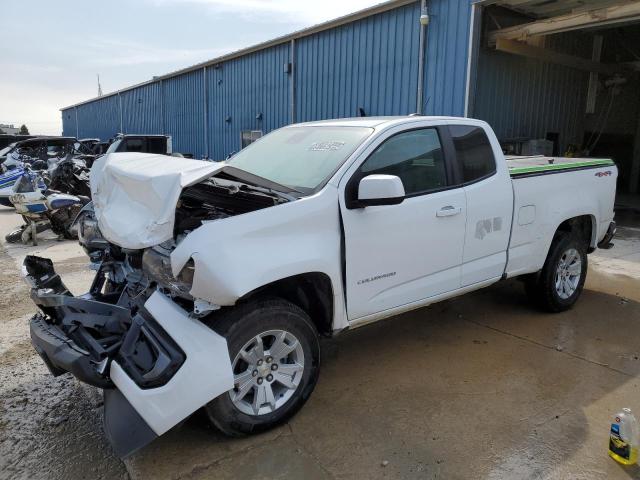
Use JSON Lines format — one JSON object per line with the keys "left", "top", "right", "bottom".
{"left": 359, "top": 128, "right": 446, "bottom": 196}
{"left": 449, "top": 125, "right": 496, "bottom": 183}
{"left": 147, "top": 137, "right": 166, "bottom": 154}
{"left": 123, "top": 138, "right": 144, "bottom": 152}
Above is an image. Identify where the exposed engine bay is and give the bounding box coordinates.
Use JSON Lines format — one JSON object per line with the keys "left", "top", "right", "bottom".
{"left": 141, "top": 175, "right": 291, "bottom": 303}
{"left": 174, "top": 176, "right": 290, "bottom": 236}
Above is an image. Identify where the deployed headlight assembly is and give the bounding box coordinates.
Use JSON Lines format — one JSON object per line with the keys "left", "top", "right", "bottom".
{"left": 142, "top": 250, "right": 194, "bottom": 299}
{"left": 74, "top": 202, "right": 109, "bottom": 255}
{"left": 78, "top": 216, "right": 100, "bottom": 243}
{"left": 176, "top": 259, "right": 195, "bottom": 287}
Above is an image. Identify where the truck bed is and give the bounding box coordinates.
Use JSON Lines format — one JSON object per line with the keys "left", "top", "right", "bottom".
{"left": 506, "top": 156, "right": 614, "bottom": 177}
{"left": 505, "top": 156, "right": 616, "bottom": 278}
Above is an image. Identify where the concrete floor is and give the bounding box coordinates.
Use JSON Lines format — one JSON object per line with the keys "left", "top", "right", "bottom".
{"left": 1, "top": 206, "right": 640, "bottom": 479}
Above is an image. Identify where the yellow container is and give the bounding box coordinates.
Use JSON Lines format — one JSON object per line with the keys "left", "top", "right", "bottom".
{"left": 609, "top": 408, "right": 639, "bottom": 466}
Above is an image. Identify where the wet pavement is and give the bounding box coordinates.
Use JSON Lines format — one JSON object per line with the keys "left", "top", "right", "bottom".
{"left": 1, "top": 205, "right": 640, "bottom": 479}
{"left": 0, "top": 209, "right": 127, "bottom": 480}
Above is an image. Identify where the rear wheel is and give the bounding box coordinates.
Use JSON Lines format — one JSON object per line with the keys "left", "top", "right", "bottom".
{"left": 5, "top": 228, "right": 25, "bottom": 244}
{"left": 205, "top": 298, "right": 320, "bottom": 436}
{"left": 4, "top": 222, "right": 50, "bottom": 243}
{"left": 525, "top": 233, "right": 588, "bottom": 312}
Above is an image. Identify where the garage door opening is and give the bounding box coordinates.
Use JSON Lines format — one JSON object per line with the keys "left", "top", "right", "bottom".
{"left": 469, "top": 0, "right": 640, "bottom": 214}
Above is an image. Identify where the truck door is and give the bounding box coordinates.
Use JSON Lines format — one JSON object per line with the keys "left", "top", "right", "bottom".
{"left": 447, "top": 125, "right": 513, "bottom": 286}
{"left": 339, "top": 126, "right": 467, "bottom": 321}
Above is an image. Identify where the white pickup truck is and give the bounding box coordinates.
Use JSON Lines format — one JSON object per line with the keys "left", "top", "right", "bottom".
{"left": 23, "top": 116, "right": 617, "bottom": 456}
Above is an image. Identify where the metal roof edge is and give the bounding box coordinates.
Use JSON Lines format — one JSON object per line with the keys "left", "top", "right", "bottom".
{"left": 61, "top": 0, "right": 418, "bottom": 111}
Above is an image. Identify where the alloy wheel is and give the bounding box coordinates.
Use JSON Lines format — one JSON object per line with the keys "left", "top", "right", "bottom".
{"left": 229, "top": 329, "right": 305, "bottom": 416}
{"left": 555, "top": 247, "right": 582, "bottom": 299}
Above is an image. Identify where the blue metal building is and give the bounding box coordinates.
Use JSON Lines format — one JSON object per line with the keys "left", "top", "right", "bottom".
{"left": 61, "top": 0, "right": 475, "bottom": 160}
{"left": 61, "top": 0, "right": 640, "bottom": 197}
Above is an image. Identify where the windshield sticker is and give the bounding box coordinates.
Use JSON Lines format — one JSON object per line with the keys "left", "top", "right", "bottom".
{"left": 308, "top": 141, "right": 345, "bottom": 152}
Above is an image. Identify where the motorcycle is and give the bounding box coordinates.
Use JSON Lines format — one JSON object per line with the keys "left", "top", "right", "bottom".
{"left": 5, "top": 167, "right": 89, "bottom": 245}
{"left": 0, "top": 166, "right": 30, "bottom": 207}
{"left": 0, "top": 150, "right": 91, "bottom": 208}
{"left": 0, "top": 152, "right": 50, "bottom": 207}
{"left": 48, "top": 155, "right": 92, "bottom": 198}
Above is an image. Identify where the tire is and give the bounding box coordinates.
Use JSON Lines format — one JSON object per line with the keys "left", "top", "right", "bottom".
{"left": 204, "top": 298, "right": 320, "bottom": 436}
{"left": 5, "top": 228, "right": 25, "bottom": 243}
{"left": 525, "top": 233, "right": 588, "bottom": 312}
{"left": 5, "top": 223, "right": 50, "bottom": 243}
{"left": 50, "top": 205, "right": 81, "bottom": 240}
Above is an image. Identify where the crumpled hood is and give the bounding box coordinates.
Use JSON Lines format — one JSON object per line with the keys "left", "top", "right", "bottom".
{"left": 90, "top": 153, "right": 223, "bottom": 249}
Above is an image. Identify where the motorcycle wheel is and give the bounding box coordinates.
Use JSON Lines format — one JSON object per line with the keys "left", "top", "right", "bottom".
{"left": 50, "top": 204, "right": 82, "bottom": 240}
{"left": 5, "top": 228, "right": 25, "bottom": 243}
{"left": 5, "top": 223, "right": 50, "bottom": 243}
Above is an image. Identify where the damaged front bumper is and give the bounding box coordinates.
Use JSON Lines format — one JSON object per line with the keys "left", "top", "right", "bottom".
{"left": 23, "top": 255, "right": 234, "bottom": 457}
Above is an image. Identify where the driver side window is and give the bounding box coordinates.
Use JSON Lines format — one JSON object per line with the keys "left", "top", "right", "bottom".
{"left": 359, "top": 128, "right": 446, "bottom": 196}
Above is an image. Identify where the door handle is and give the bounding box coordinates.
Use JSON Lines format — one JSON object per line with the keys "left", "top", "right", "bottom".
{"left": 436, "top": 206, "right": 462, "bottom": 217}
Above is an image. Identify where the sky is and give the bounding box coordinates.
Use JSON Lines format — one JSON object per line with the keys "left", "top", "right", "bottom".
{"left": 1, "top": 0, "right": 382, "bottom": 135}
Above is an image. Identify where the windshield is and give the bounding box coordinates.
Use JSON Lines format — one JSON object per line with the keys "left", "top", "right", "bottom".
{"left": 227, "top": 126, "right": 373, "bottom": 192}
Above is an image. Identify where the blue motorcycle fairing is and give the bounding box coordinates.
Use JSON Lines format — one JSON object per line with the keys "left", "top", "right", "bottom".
{"left": 0, "top": 168, "right": 24, "bottom": 207}
{"left": 0, "top": 168, "right": 24, "bottom": 188}
{"left": 26, "top": 203, "right": 48, "bottom": 213}
{"left": 49, "top": 194, "right": 82, "bottom": 210}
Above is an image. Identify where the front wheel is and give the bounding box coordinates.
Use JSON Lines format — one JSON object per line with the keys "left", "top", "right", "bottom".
{"left": 205, "top": 298, "right": 320, "bottom": 436}
{"left": 525, "top": 233, "right": 588, "bottom": 312}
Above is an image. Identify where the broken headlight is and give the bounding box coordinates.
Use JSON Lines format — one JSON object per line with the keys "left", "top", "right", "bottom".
{"left": 75, "top": 203, "right": 109, "bottom": 255}
{"left": 176, "top": 259, "right": 194, "bottom": 286}
{"left": 78, "top": 215, "right": 98, "bottom": 241}
{"left": 142, "top": 249, "right": 194, "bottom": 299}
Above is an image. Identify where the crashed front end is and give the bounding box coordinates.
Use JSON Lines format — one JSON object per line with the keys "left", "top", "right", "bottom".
{"left": 24, "top": 251, "right": 233, "bottom": 457}
{"left": 23, "top": 153, "right": 296, "bottom": 457}
{"left": 21, "top": 154, "right": 278, "bottom": 457}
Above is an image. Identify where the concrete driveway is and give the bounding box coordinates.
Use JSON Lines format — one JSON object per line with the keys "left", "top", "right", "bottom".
{"left": 1, "top": 206, "right": 640, "bottom": 480}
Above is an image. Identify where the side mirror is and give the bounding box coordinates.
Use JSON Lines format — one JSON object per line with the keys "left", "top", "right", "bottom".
{"left": 357, "top": 174, "right": 405, "bottom": 207}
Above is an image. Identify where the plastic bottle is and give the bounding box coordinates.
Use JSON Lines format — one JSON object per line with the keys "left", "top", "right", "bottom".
{"left": 609, "top": 408, "right": 639, "bottom": 465}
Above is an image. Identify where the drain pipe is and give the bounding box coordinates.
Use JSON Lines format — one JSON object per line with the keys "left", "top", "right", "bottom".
{"left": 118, "top": 92, "right": 124, "bottom": 134}
{"left": 416, "top": 0, "right": 429, "bottom": 115}
{"left": 203, "top": 66, "right": 209, "bottom": 159}
{"left": 290, "top": 38, "right": 296, "bottom": 124}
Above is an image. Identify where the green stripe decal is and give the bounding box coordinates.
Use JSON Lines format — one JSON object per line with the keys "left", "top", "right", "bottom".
{"left": 508, "top": 159, "right": 614, "bottom": 176}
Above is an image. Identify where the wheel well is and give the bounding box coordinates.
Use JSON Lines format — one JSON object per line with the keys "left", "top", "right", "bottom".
{"left": 555, "top": 215, "right": 594, "bottom": 250}
{"left": 239, "top": 273, "right": 334, "bottom": 337}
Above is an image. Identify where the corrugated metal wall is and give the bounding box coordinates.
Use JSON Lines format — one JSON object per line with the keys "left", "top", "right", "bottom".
{"left": 75, "top": 95, "right": 120, "bottom": 140}
{"left": 295, "top": 2, "right": 421, "bottom": 122}
{"left": 61, "top": 109, "right": 76, "bottom": 137}
{"left": 60, "top": 0, "right": 476, "bottom": 158}
{"left": 208, "top": 43, "right": 291, "bottom": 160}
{"left": 121, "top": 82, "right": 163, "bottom": 135}
{"left": 163, "top": 70, "right": 206, "bottom": 157}
{"left": 423, "top": 0, "right": 472, "bottom": 116}
{"left": 472, "top": 33, "right": 591, "bottom": 152}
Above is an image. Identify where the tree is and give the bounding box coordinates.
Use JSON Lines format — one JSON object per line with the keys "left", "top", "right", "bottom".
{"left": 19, "top": 124, "right": 29, "bottom": 135}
